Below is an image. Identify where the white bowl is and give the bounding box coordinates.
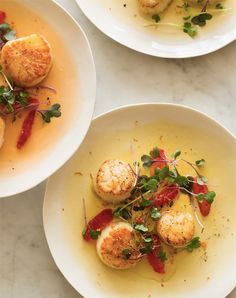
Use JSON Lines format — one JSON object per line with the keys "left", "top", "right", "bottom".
{"left": 43, "top": 103, "right": 236, "bottom": 298}
{"left": 0, "top": 0, "right": 96, "bottom": 197}
{"left": 76, "top": 0, "right": 236, "bottom": 58}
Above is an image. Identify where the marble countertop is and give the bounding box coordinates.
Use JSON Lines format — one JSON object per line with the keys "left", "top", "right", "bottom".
{"left": 1, "top": 0, "right": 236, "bottom": 297}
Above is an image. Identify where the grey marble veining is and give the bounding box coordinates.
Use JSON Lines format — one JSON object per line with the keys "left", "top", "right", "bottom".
{"left": 1, "top": 0, "right": 236, "bottom": 297}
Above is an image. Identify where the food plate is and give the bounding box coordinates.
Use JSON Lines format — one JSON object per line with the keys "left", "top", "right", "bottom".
{"left": 0, "top": 0, "right": 96, "bottom": 197}
{"left": 43, "top": 103, "right": 236, "bottom": 298}
{"left": 75, "top": 0, "right": 236, "bottom": 58}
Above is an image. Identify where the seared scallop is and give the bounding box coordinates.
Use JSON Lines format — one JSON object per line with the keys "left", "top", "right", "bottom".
{"left": 96, "top": 222, "right": 141, "bottom": 269}
{"left": 1, "top": 34, "right": 53, "bottom": 87}
{"left": 157, "top": 210, "right": 195, "bottom": 247}
{"left": 186, "top": 0, "right": 219, "bottom": 6}
{"left": 0, "top": 117, "right": 5, "bottom": 149}
{"left": 95, "top": 159, "right": 136, "bottom": 204}
{"left": 138, "top": 0, "right": 173, "bottom": 15}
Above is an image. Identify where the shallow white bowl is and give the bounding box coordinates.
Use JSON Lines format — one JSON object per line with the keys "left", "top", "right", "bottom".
{"left": 0, "top": 0, "right": 96, "bottom": 197}
{"left": 43, "top": 103, "right": 236, "bottom": 298}
{"left": 76, "top": 0, "right": 236, "bottom": 58}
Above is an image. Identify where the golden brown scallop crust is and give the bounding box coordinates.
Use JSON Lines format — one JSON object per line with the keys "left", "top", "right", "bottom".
{"left": 1, "top": 34, "right": 53, "bottom": 87}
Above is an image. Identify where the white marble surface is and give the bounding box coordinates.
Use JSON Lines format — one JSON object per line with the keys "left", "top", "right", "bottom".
{"left": 1, "top": 0, "right": 236, "bottom": 297}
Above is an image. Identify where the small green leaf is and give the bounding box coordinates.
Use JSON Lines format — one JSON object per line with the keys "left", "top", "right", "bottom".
{"left": 149, "top": 147, "right": 160, "bottom": 158}
{"left": 158, "top": 166, "right": 169, "bottom": 180}
{"left": 144, "top": 237, "right": 153, "bottom": 243}
{"left": 140, "top": 199, "right": 152, "bottom": 208}
{"left": 195, "top": 159, "right": 205, "bottom": 167}
{"left": 152, "top": 14, "right": 160, "bottom": 23}
{"left": 140, "top": 242, "right": 153, "bottom": 254}
{"left": 122, "top": 249, "right": 132, "bottom": 260}
{"left": 197, "top": 176, "right": 208, "bottom": 185}
{"left": 159, "top": 251, "right": 168, "bottom": 262}
{"left": 185, "top": 237, "right": 201, "bottom": 252}
{"left": 206, "top": 191, "right": 216, "bottom": 204}
{"left": 113, "top": 207, "right": 131, "bottom": 220}
{"left": 150, "top": 207, "right": 161, "bottom": 221}
{"left": 197, "top": 193, "right": 205, "bottom": 203}
{"left": 171, "top": 149, "right": 181, "bottom": 160}
{"left": 143, "top": 178, "right": 158, "bottom": 192}
{"left": 134, "top": 224, "right": 149, "bottom": 233}
{"left": 90, "top": 230, "right": 101, "bottom": 240}
{"left": 141, "top": 154, "right": 152, "bottom": 168}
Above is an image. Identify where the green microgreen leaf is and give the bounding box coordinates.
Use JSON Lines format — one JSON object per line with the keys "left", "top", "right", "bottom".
{"left": 183, "top": 22, "right": 198, "bottom": 37}
{"left": 150, "top": 207, "right": 161, "bottom": 221}
{"left": 134, "top": 224, "right": 149, "bottom": 233}
{"left": 143, "top": 178, "right": 158, "bottom": 192}
{"left": 90, "top": 230, "right": 101, "bottom": 240}
{"left": 41, "top": 103, "right": 61, "bottom": 123}
{"left": 191, "top": 13, "right": 212, "bottom": 27}
{"left": 171, "top": 149, "right": 181, "bottom": 160}
{"left": 152, "top": 14, "right": 161, "bottom": 23}
{"left": 206, "top": 191, "right": 216, "bottom": 204}
{"left": 113, "top": 207, "right": 131, "bottom": 220}
{"left": 183, "top": 15, "right": 191, "bottom": 20}
{"left": 216, "top": 3, "right": 224, "bottom": 9}
{"left": 158, "top": 165, "right": 169, "bottom": 181}
{"left": 140, "top": 199, "right": 152, "bottom": 208}
{"left": 122, "top": 248, "right": 132, "bottom": 260}
{"left": 140, "top": 242, "right": 153, "bottom": 254}
{"left": 141, "top": 154, "right": 152, "bottom": 168}
{"left": 197, "top": 193, "right": 205, "bottom": 203}
{"left": 149, "top": 147, "right": 160, "bottom": 158}
{"left": 197, "top": 175, "right": 208, "bottom": 185}
{"left": 195, "top": 159, "right": 205, "bottom": 167}
{"left": 144, "top": 237, "right": 153, "bottom": 243}
{"left": 185, "top": 237, "right": 201, "bottom": 252}
{"left": 159, "top": 251, "right": 168, "bottom": 262}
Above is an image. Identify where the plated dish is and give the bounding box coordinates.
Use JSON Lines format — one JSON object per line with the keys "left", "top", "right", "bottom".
{"left": 76, "top": 0, "right": 236, "bottom": 58}
{"left": 44, "top": 104, "right": 236, "bottom": 298}
{"left": 0, "top": 0, "right": 95, "bottom": 197}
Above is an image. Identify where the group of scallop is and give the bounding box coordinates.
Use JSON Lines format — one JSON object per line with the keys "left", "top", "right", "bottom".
{"left": 0, "top": 33, "right": 53, "bottom": 148}
{"left": 138, "top": 0, "right": 219, "bottom": 14}
{"left": 94, "top": 159, "right": 195, "bottom": 270}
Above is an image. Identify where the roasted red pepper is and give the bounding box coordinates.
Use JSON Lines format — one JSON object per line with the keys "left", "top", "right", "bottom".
{"left": 83, "top": 209, "right": 113, "bottom": 241}
{"left": 0, "top": 11, "right": 6, "bottom": 24}
{"left": 192, "top": 178, "right": 211, "bottom": 217}
{"left": 147, "top": 235, "right": 165, "bottom": 274}
{"left": 152, "top": 184, "right": 179, "bottom": 207}
{"left": 17, "top": 109, "right": 37, "bottom": 149}
{"left": 150, "top": 149, "right": 168, "bottom": 176}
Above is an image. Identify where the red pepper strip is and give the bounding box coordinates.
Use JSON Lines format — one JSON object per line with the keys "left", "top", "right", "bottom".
{"left": 150, "top": 149, "right": 168, "bottom": 176}
{"left": 83, "top": 209, "right": 113, "bottom": 241}
{"left": 152, "top": 184, "right": 179, "bottom": 207}
{"left": 0, "top": 11, "right": 6, "bottom": 24}
{"left": 147, "top": 235, "right": 165, "bottom": 274}
{"left": 192, "top": 178, "right": 211, "bottom": 217}
{"left": 17, "top": 109, "right": 37, "bottom": 149}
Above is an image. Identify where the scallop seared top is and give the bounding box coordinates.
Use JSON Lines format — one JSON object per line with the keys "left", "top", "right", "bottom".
{"left": 1, "top": 34, "right": 53, "bottom": 87}
{"left": 157, "top": 210, "right": 195, "bottom": 247}
{"left": 96, "top": 222, "right": 141, "bottom": 269}
{"left": 138, "top": 0, "right": 173, "bottom": 15}
{"left": 95, "top": 159, "right": 136, "bottom": 204}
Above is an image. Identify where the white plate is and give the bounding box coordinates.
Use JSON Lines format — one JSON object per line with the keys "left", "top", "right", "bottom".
{"left": 43, "top": 103, "right": 236, "bottom": 298}
{"left": 0, "top": 0, "right": 96, "bottom": 197}
{"left": 76, "top": 0, "right": 236, "bottom": 58}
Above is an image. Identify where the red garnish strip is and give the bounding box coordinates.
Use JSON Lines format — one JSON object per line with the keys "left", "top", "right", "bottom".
{"left": 83, "top": 209, "right": 113, "bottom": 241}
{"left": 17, "top": 109, "right": 37, "bottom": 149}
{"left": 152, "top": 184, "right": 179, "bottom": 207}
{"left": 0, "top": 11, "right": 6, "bottom": 24}
{"left": 147, "top": 235, "right": 165, "bottom": 274}
{"left": 192, "top": 178, "right": 211, "bottom": 217}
